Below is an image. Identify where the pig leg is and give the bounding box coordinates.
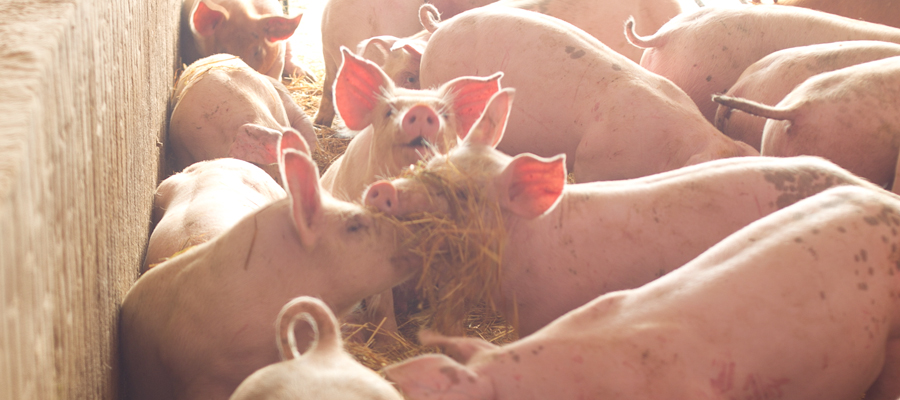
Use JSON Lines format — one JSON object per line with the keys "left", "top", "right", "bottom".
{"left": 283, "top": 40, "right": 318, "bottom": 83}
{"left": 265, "top": 76, "right": 319, "bottom": 151}
{"left": 313, "top": 59, "right": 338, "bottom": 127}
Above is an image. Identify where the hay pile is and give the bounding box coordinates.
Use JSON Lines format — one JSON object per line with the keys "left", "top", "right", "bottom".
{"left": 283, "top": 22, "right": 518, "bottom": 368}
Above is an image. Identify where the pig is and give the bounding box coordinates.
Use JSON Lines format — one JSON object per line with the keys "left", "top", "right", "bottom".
{"left": 120, "top": 128, "right": 417, "bottom": 400}
{"left": 228, "top": 296, "right": 403, "bottom": 400}
{"left": 143, "top": 158, "right": 285, "bottom": 272}
{"left": 320, "top": 47, "right": 501, "bottom": 339}
{"left": 714, "top": 40, "right": 900, "bottom": 150}
{"left": 625, "top": 4, "right": 900, "bottom": 123}
{"left": 364, "top": 88, "right": 881, "bottom": 336}
{"left": 168, "top": 54, "right": 317, "bottom": 180}
{"left": 314, "top": 0, "right": 498, "bottom": 127}
{"left": 417, "top": 7, "right": 756, "bottom": 183}
{"left": 713, "top": 56, "right": 900, "bottom": 189}
{"left": 181, "top": 0, "right": 314, "bottom": 80}
{"left": 320, "top": 47, "right": 501, "bottom": 202}
{"left": 360, "top": 0, "right": 683, "bottom": 92}
{"left": 384, "top": 185, "right": 900, "bottom": 400}
{"left": 757, "top": 0, "right": 900, "bottom": 29}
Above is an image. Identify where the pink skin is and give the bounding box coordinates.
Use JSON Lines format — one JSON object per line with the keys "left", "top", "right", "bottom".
{"left": 713, "top": 56, "right": 900, "bottom": 190}
{"left": 364, "top": 0, "right": 682, "bottom": 91}
{"left": 418, "top": 7, "right": 756, "bottom": 183}
{"left": 143, "top": 158, "right": 285, "bottom": 273}
{"left": 320, "top": 47, "right": 501, "bottom": 339}
{"left": 315, "top": 0, "right": 499, "bottom": 127}
{"left": 626, "top": 5, "right": 900, "bottom": 124}
{"left": 181, "top": 0, "right": 312, "bottom": 80}
{"left": 365, "top": 89, "right": 880, "bottom": 337}
{"left": 715, "top": 41, "right": 900, "bottom": 151}
{"left": 120, "top": 130, "right": 417, "bottom": 400}
{"left": 168, "top": 54, "right": 317, "bottom": 180}
{"left": 384, "top": 185, "right": 900, "bottom": 400}
{"left": 229, "top": 297, "right": 403, "bottom": 400}
{"left": 759, "top": 0, "right": 900, "bottom": 29}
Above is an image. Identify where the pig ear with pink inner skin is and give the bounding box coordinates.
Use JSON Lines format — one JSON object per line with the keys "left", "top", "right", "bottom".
{"left": 383, "top": 354, "right": 495, "bottom": 400}
{"left": 334, "top": 47, "right": 395, "bottom": 130}
{"left": 498, "top": 153, "right": 567, "bottom": 220}
{"left": 191, "top": 0, "right": 230, "bottom": 37}
{"left": 278, "top": 127, "right": 311, "bottom": 159}
{"left": 281, "top": 150, "right": 323, "bottom": 250}
{"left": 441, "top": 72, "right": 504, "bottom": 139}
{"left": 261, "top": 13, "right": 303, "bottom": 44}
{"left": 229, "top": 123, "right": 283, "bottom": 166}
{"left": 462, "top": 88, "right": 514, "bottom": 148}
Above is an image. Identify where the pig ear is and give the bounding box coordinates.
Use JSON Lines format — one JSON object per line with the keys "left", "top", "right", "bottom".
{"left": 229, "top": 123, "right": 282, "bottom": 165}
{"left": 334, "top": 46, "right": 393, "bottom": 131}
{"left": 279, "top": 128, "right": 310, "bottom": 158}
{"left": 391, "top": 40, "right": 425, "bottom": 60}
{"left": 441, "top": 72, "right": 503, "bottom": 138}
{"left": 383, "top": 354, "right": 495, "bottom": 399}
{"left": 357, "top": 36, "right": 395, "bottom": 66}
{"left": 191, "top": 0, "right": 230, "bottom": 37}
{"left": 498, "top": 153, "right": 566, "bottom": 219}
{"left": 262, "top": 13, "right": 303, "bottom": 43}
{"left": 282, "top": 150, "right": 322, "bottom": 249}
{"left": 462, "top": 88, "right": 514, "bottom": 148}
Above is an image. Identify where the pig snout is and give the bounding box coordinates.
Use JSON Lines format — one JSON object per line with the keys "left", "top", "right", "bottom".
{"left": 365, "top": 181, "right": 400, "bottom": 215}
{"left": 401, "top": 104, "right": 440, "bottom": 147}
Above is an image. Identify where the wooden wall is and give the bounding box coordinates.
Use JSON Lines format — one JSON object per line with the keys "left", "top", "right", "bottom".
{"left": 0, "top": 0, "right": 180, "bottom": 398}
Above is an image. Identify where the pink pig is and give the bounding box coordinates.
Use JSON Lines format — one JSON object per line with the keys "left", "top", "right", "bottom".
{"left": 168, "top": 54, "right": 317, "bottom": 180}
{"left": 181, "top": 0, "right": 313, "bottom": 80}
{"left": 120, "top": 129, "right": 417, "bottom": 400}
{"left": 714, "top": 56, "right": 900, "bottom": 190}
{"left": 714, "top": 41, "right": 900, "bottom": 151}
{"left": 418, "top": 7, "right": 756, "bottom": 183}
{"left": 314, "top": 0, "right": 497, "bottom": 127}
{"left": 359, "top": 0, "right": 683, "bottom": 90}
{"left": 626, "top": 4, "right": 900, "bottom": 123}
{"left": 365, "top": 89, "right": 879, "bottom": 336}
{"left": 385, "top": 185, "right": 900, "bottom": 400}
{"left": 143, "top": 158, "right": 285, "bottom": 272}
{"left": 229, "top": 296, "right": 403, "bottom": 400}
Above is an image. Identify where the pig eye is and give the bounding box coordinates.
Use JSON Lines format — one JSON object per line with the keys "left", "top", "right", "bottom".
{"left": 385, "top": 109, "right": 393, "bottom": 118}
{"left": 346, "top": 215, "right": 370, "bottom": 234}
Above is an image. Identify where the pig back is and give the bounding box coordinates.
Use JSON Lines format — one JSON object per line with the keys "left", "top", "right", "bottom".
{"left": 420, "top": 7, "right": 692, "bottom": 167}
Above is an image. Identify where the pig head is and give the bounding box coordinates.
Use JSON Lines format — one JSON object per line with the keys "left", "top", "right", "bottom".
{"left": 181, "top": 0, "right": 302, "bottom": 79}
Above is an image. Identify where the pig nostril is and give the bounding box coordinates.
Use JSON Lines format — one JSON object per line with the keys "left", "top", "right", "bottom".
{"left": 386, "top": 199, "right": 392, "bottom": 208}
{"left": 427, "top": 116, "right": 434, "bottom": 125}
{"left": 409, "top": 116, "right": 417, "bottom": 124}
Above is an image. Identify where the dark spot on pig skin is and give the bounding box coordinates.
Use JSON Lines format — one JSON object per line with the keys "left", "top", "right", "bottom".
{"left": 565, "top": 46, "right": 575, "bottom": 54}
{"left": 808, "top": 248, "right": 818, "bottom": 260}
{"left": 859, "top": 282, "right": 869, "bottom": 291}
{"left": 642, "top": 350, "right": 650, "bottom": 361}
{"left": 820, "top": 291, "right": 826, "bottom": 300}
{"left": 812, "top": 228, "right": 820, "bottom": 235}
{"left": 440, "top": 366, "right": 460, "bottom": 385}
{"left": 861, "top": 250, "right": 868, "bottom": 262}
{"left": 884, "top": 236, "right": 890, "bottom": 243}
{"left": 838, "top": 227, "right": 846, "bottom": 233}
{"left": 869, "top": 267, "right": 874, "bottom": 276}
{"left": 865, "top": 216, "right": 880, "bottom": 226}
{"left": 706, "top": 75, "right": 713, "bottom": 82}
{"left": 794, "top": 237, "right": 803, "bottom": 243}
{"left": 511, "top": 352, "right": 520, "bottom": 363}
{"left": 611, "top": 63, "right": 622, "bottom": 71}
{"left": 568, "top": 268, "right": 578, "bottom": 276}
{"left": 570, "top": 50, "right": 586, "bottom": 59}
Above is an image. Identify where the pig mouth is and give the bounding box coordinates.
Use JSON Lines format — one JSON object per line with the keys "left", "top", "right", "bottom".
{"left": 406, "top": 136, "right": 430, "bottom": 148}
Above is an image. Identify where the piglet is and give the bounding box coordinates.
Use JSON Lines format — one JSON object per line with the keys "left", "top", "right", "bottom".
{"left": 168, "top": 54, "right": 317, "bottom": 180}
{"left": 385, "top": 185, "right": 900, "bottom": 400}
{"left": 419, "top": 7, "right": 756, "bottom": 183}
{"left": 713, "top": 56, "right": 900, "bottom": 189}
{"left": 143, "top": 158, "right": 285, "bottom": 272}
{"left": 320, "top": 47, "right": 501, "bottom": 201}
{"left": 120, "top": 128, "right": 417, "bottom": 400}
{"left": 365, "top": 88, "right": 879, "bottom": 336}
{"left": 229, "top": 296, "right": 403, "bottom": 400}
{"left": 314, "top": 0, "right": 498, "bottom": 127}
{"left": 181, "top": 0, "right": 314, "bottom": 80}
{"left": 714, "top": 40, "right": 900, "bottom": 150}
{"left": 626, "top": 4, "right": 900, "bottom": 122}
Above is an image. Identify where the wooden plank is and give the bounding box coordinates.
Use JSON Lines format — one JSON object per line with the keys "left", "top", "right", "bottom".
{"left": 0, "top": 0, "right": 180, "bottom": 398}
